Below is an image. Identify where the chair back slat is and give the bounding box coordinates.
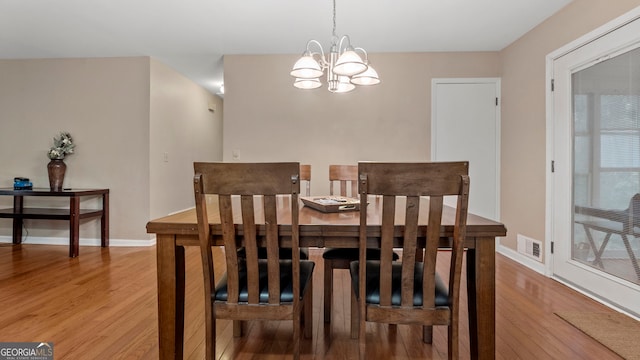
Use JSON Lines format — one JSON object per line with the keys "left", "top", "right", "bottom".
{"left": 194, "top": 174, "right": 216, "bottom": 304}
{"left": 378, "top": 195, "right": 396, "bottom": 306}
{"left": 401, "top": 195, "right": 421, "bottom": 306}
{"left": 263, "top": 194, "right": 281, "bottom": 304}
{"left": 449, "top": 176, "right": 470, "bottom": 308}
{"left": 240, "top": 194, "right": 261, "bottom": 304}
{"left": 423, "top": 195, "right": 444, "bottom": 309}
{"left": 220, "top": 194, "right": 241, "bottom": 303}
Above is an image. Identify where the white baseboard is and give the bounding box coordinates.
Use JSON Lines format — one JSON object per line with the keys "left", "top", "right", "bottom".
{"left": 0, "top": 235, "right": 155, "bottom": 247}
{"left": 496, "top": 243, "right": 547, "bottom": 275}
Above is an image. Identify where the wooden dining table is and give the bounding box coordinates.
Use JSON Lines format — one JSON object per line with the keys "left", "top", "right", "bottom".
{"left": 146, "top": 195, "right": 507, "bottom": 360}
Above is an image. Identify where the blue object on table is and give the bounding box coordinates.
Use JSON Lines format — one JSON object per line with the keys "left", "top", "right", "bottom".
{"left": 13, "top": 177, "right": 33, "bottom": 190}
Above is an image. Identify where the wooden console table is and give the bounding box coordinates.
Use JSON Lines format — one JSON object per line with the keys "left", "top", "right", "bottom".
{"left": 0, "top": 188, "right": 109, "bottom": 257}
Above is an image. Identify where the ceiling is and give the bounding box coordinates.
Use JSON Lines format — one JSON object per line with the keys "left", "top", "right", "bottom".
{"left": 1, "top": 0, "right": 572, "bottom": 95}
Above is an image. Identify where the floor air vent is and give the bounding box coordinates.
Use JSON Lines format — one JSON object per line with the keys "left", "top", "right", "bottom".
{"left": 517, "top": 234, "right": 543, "bottom": 262}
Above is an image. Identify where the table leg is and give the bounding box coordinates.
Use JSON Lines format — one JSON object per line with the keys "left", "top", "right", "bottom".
{"left": 69, "top": 196, "right": 80, "bottom": 257}
{"left": 157, "top": 234, "right": 185, "bottom": 360}
{"left": 101, "top": 192, "right": 110, "bottom": 247}
{"left": 467, "top": 236, "right": 496, "bottom": 360}
{"left": 12, "top": 196, "right": 24, "bottom": 244}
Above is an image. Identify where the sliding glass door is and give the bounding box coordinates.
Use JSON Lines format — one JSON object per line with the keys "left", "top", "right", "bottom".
{"left": 550, "top": 13, "right": 640, "bottom": 316}
{"left": 572, "top": 48, "right": 640, "bottom": 285}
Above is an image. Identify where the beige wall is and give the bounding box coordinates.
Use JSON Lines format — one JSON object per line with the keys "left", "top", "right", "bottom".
{"left": 223, "top": 52, "right": 500, "bottom": 195}
{"left": 149, "top": 59, "right": 223, "bottom": 220}
{"left": 0, "top": 56, "right": 222, "bottom": 242}
{"left": 224, "top": 0, "right": 640, "bottom": 264}
{"left": 499, "top": 0, "right": 640, "bottom": 255}
{"left": 0, "top": 57, "right": 151, "bottom": 241}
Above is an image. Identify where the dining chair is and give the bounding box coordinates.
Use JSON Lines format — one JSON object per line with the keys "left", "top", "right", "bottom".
{"left": 322, "top": 164, "right": 398, "bottom": 323}
{"left": 300, "top": 164, "right": 311, "bottom": 196}
{"left": 350, "top": 161, "right": 470, "bottom": 359}
{"left": 329, "top": 164, "right": 357, "bottom": 197}
{"left": 193, "top": 162, "right": 315, "bottom": 360}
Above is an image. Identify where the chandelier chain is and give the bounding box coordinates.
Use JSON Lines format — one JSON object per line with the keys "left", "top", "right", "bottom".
{"left": 332, "top": 0, "right": 337, "bottom": 38}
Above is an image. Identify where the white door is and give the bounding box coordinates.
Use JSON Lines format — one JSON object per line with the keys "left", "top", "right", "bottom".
{"left": 549, "top": 11, "right": 640, "bottom": 316}
{"left": 432, "top": 78, "right": 500, "bottom": 221}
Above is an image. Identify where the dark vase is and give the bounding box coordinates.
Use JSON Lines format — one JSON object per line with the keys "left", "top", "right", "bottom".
{"left": 47, "top": 159, "right": 66, "bottom": 191}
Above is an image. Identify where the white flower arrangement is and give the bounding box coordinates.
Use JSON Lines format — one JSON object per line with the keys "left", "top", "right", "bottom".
{"left": 47, "top": 132, "right": 75, "bottom": 160}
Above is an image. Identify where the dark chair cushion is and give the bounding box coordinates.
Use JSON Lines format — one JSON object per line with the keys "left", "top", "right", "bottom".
{"left": 322, "top": 247, "right": 399, "bottom": 261}
{"left": 214, "top": 259, "right": 315, "bottom": 303}
{"left": 237, "top": 247, "right": 310, "bottom": 260}
{"left": 349, "top": 260, "right": 448, "bottom": 306}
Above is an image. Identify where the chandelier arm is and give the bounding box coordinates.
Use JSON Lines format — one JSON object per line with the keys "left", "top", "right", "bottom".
{"left": 337, "top": 35, "right": 352, "bottom": 53}
{"left": 306, "top": 39, "right": 328, "bottom": 67}
{"left": 354, "top": 47, "right": 369, "bottom": 62}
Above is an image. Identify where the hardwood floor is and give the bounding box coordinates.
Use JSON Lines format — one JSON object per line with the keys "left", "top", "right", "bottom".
{"left": 0, "top": 243, "right": 626, "bottom": 359}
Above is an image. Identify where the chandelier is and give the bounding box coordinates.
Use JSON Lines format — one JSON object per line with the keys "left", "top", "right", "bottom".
{"left": 290, "top": 0, "right": 380, "bottom": 93}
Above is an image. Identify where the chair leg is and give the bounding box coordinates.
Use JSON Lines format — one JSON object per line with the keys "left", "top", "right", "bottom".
{"left": 205, "top": 312, "right": 215, "bottom": 360}
{"left": 423, "top": 325, "right": 433, "bottom": 343}
{"left": 304, "top": 278, "right": 313, "bottom": 339}
{"left": 350, "top": 286, "right": 359, "bottom": 339}
{"left": 448, "top": 322, "right": 459, "bottom": 360}
{"left": 233, "top": 320, "right": 243, "bottom": 337}
{"left": 358, "top": 312, "right": 366, "bottom": 360}
{"left": 293, "top": 312, "right": 301, "bottom": 360}
{"left": 324, "top": 259, "right": 333, "bottom": 323}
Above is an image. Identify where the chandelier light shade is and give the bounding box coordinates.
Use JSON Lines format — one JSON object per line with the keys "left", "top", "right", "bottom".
{"left": 333, "top": 76, "right": 356, "bottom": 93}
{"left": 290, "top": 0, "right": 380, "bottom": 93}
{"left": 294, "top": 78, "right": 322, "bottom": 90}
{"left": 291, "top": 54, "right": 324, "bottom": 79}
{"left": 350, "top": 64, "right": 381, "bottom": 86}
{"left": 332, "top": 48, "right": 368, "bottom": 76}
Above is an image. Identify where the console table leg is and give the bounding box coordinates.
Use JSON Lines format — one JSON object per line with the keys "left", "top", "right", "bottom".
{"left": 101, "top": 192, "right": 109, "bottom": 247}
{"left": 69, "top": 196, "right": 80, "bottom": 257}
{"left": 12, "top": 196, "right": 23, "bottom": 244}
